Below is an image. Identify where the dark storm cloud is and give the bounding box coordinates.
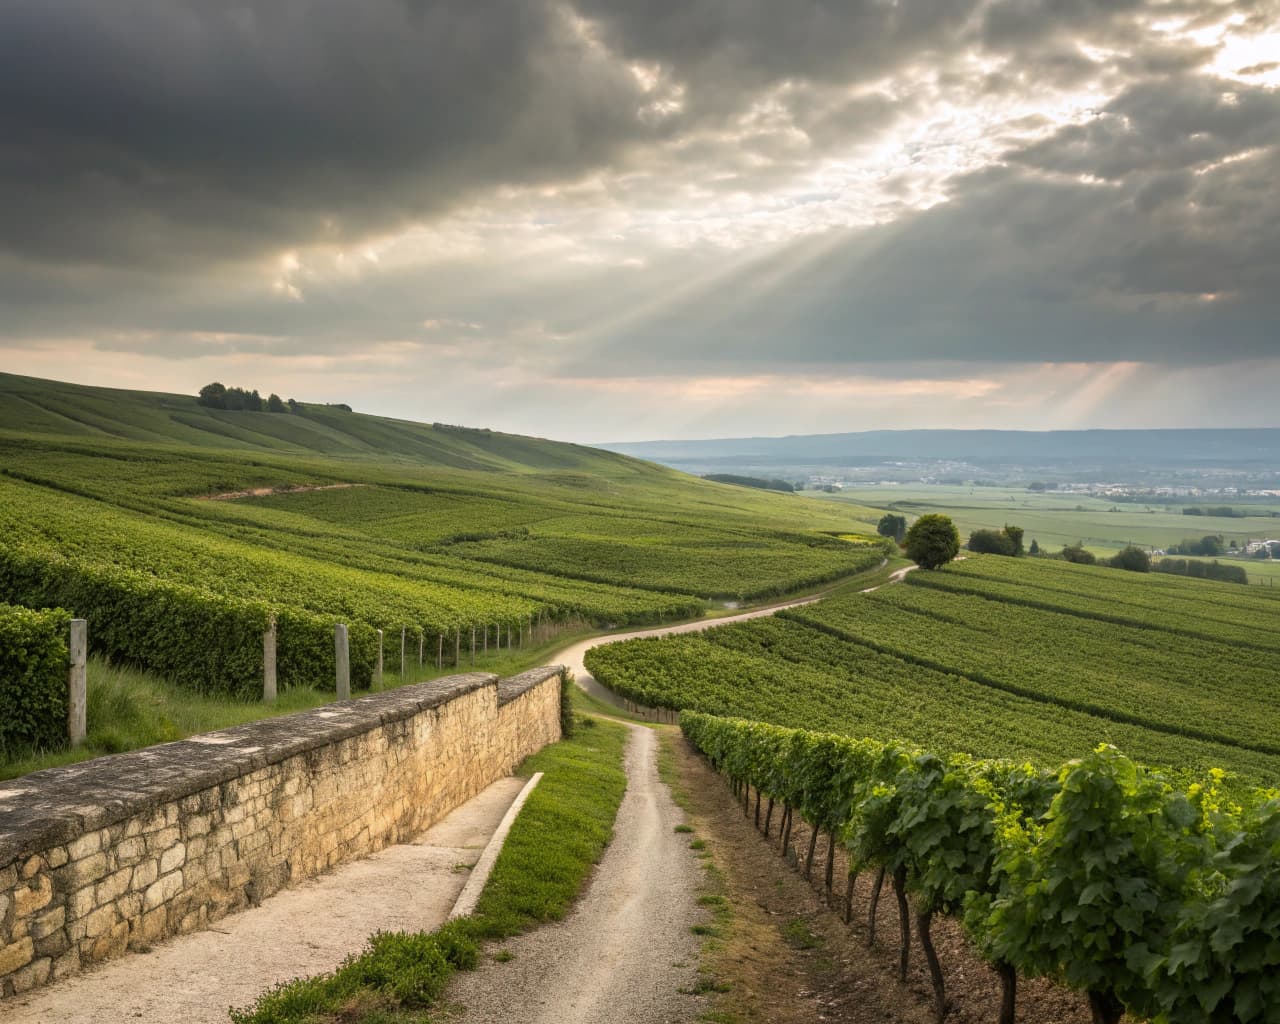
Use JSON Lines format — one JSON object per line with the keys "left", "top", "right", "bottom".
{"left": 1, "top": 0, "right": 1190, "bottom": 272}
{"left": 0, "top": 0, "right": 1278, "bottom": 388}
{"left": 0, "top": 0, "right": 657, "bottom": 267}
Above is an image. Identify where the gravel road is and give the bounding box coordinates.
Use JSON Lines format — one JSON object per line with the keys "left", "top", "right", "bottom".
{"left": 444, "top": 724, "right": 706, "bottom": 1024}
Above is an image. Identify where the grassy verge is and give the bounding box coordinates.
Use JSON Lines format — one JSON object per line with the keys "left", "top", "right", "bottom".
{"left": 228, "top": 716, "right": 629, "bottom": 1024}
{"left": 1, "top": 629, "right": 597, "bottom": 780}
{"left": 1, "top": 658, "right": 333, "bottom": 780}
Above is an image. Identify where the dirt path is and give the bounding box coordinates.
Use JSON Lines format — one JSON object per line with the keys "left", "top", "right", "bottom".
{"left": 560, "top": 559, "right": 907, "bottom": 709}
{"left": 3, "top": 777, "right": 528, "bottom": 1024}
{"left": 443, "top": 725, "right": 705, "bottom": 1024}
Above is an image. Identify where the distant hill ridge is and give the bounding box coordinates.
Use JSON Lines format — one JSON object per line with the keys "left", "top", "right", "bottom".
{"left": 0, "top": 372, "right": 633, "bottom": 474}
{"left": 603, "top": 427, "right": 1280, "bottom": 466}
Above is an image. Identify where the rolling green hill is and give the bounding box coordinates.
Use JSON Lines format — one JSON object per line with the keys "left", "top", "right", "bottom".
{"left": 0, "top": 373, "right": 888, "bottom": 706}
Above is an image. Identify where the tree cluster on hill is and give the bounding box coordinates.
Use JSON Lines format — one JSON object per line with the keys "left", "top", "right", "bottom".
{"left": 1182, "top": 506, "right": 1246, "bottom": 518}
{"left": 905, "top": 513, "right": 960, "bottom": 569}
{"left": 967, "top": 524, "right": 1024, "bottom": 557}
{"left": 197, "top": 382, "right": 291, "bottom": 412}
{"left": 1155, "top": 558, "right": 1249, "bottom": 584}
{"left": 702, "top": 473, "right": 795, "bottom": 493}
{"left": 1107, "top": 545, "right": 1151, "bottom": 572}
{"left": 1060, "top": 542, "right": 1097, "bottom": 565}
{"left": 876, "top": 513, "right": 907, "bottom": 543}
{"left": 1168, "top": 534, "right": 1227, "bottom": 557}
{"left": 1027, "top": 480, "right": 1058, "bottom": 492}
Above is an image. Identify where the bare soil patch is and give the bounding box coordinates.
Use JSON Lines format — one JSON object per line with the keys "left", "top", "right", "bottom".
{"left": 196, "top": 482, "right": 363, "bottom": 501}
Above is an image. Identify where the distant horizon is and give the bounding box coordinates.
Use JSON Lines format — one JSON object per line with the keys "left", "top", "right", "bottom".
{"left": 6, "top": 369, "right": 1279, "bottom": 448}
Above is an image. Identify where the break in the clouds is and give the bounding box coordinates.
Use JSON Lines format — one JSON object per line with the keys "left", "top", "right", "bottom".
{"left": 1, "top": 0, "right": 1278, "bottom": 440}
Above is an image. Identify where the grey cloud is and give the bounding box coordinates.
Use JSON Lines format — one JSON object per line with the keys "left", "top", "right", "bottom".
{"left": 0, "top": 0, "right": 658, "bottom": 267}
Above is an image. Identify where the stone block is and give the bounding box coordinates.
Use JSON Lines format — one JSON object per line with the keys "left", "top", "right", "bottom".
{"left": 14, "top": 876, "right": 53, "bottom": 919}
{"left": 143, "top": 871, "right": 183, "bottom": 911}
{"left": 67, "top": 886, "right": 96, "bottom": 922}
{"left": 45, "top": 846, "right": 69, "bottom": 869}
{"left": 185, "top": 814, "right": 211, "bottom": 838}
{"left": 66, "top": 831, "right": 103, "bottom": 862}
{"left": 0, "top": 936, "right": 35, "bottom": 976}
{"left": 145, "top": 826, "right": 181, "bottom": 855}
{"left": 89, "top": 920, "right": 129, "bottom": 963}
{"left": 8, "top": 955, "right": 50, "bottom": 993}
{"left": 20, "top": 855, "right": 45, "bottom": 880}
{"left": 34, "top": 928, "right": 69, "bottom": 959}
{"left": 129, "top": 855, "right": 158, "bottom": 896}
{"left": 96, "top": 865, "right": 133, "bottom": 906}
{"left": 159, "top": 843, "right": 186, "bottom": 875}
{"left": 114, "top": 837, "right": 146, "bottom": 866}
{"left": 30, "top": 906, "right": 65, "bottom": 941}
{"left": 81, "top": 904, "right": 117, "bottom": 940}
{"left": 60, "top": 852, "right": 107, "bottom": 891}
{"left": 51, "top": 947, "right": 80, "bottom": 980}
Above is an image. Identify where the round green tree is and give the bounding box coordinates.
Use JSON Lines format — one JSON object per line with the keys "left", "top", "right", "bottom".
{"left": 904, "top": 514, "right": 960, "bottom": 570}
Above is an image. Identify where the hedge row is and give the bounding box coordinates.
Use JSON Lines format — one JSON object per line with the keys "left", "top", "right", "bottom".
{"left": 0, "top": 546, "right": 375, "bottom": 699}
{"left": 682, "top": 711, "right": 1280, "bottom": 1024}
{"left": 0, "top": 601, "right": 71, "bottom": 754}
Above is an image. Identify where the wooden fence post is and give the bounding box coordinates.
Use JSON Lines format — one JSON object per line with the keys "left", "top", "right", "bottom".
{"left": 437, "top": 633, "right": 443, "bottom": 670}
{"left": 335, "top": 624, "right": 350, "bottom": 699}
{"left": 375, "top": 628, "right": 384, "bottom": 689}
{"left": 470, "top": 627, "right": 476, "bottom": 666}
{"left": 68, "top": 618, "right": 87, "bottom": 746}
{"left": 419, "top": 632, "right": 424, "bottom": 667}
{"left": 400, "top": 627, "right": 406, "bottom": 679}
{"left": 454, "top": 626, "right": 460, "bottom": 667}
{"left": 263, "top": 616, "right": 277, "bottom": 703}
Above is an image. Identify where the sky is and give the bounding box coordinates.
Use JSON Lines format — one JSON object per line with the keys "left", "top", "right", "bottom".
{"left": 1, "top": 0, "right": 1278, "bottom": 442}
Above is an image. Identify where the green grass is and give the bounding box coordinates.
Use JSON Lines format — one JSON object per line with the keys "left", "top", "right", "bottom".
{"left": 1, "top": 658, "right": 332, "bottom": 780}
{"left": 229, "top": 717, "right": 629, "bottom": 1023}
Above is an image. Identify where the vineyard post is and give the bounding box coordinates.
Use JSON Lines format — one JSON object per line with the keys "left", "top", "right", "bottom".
{"left": 262, "top": 616, "right": 277, "bottom": 704}
{"left": 67, "top": 618, "right": 87, "bottom": 746}
{"left": 419, "top": 632, "right": 424, "bottom": 667}
{"left": 454, "top": 626, "right": 460, "bottom": 667}
{"left": 470, "top": 627, "right": 476, "bottom": 665}
{"left": 335, "top": 624, "right": 350, "bottom": 699}
{"left": 437, "top": 633, "right": 443, "bottom": 670}
{"left": 400, "top": 627, "right": 406, "bottom": 679}
{"left": 483, "top": 625, "right": 488, "bottom": 655}
{"left": 374, "top": 629, "right": 384, "bottom": 689}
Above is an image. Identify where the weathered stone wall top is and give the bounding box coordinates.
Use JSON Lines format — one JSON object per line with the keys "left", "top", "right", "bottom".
{"left": 0, "top": 668, "right": 559, "bottom": 868}
{"left": 497, "top": 665, "right": 563, "bottom": 706}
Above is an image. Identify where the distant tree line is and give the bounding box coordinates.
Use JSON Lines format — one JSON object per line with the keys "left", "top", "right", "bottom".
{"left": 876, "top": 513, "right": 907, "bottom": 543}
{"left": 1183, "top": 506, "right": 1247, "bottom": 518}
{"left": 1154, "top": 558, "right": 1249, "bottom": 585}
{"left": 1027, "top": 481, "right": 1059, "bottom": 492}
{"left": 197, "top": 382, "right": 292, "bottom": 412}
{"left": 967, "top": 525, "right": 1024, "bottom": 557}
{"left": 702, "top": 474, "right": 795, "bottom": 493}
{"left": 1168, "top": 534, "right": 1228, "bottom": 557}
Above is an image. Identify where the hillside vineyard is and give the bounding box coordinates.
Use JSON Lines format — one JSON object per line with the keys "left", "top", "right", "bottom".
{"left": 586, "top": 555, "right": 1280, "bottom": 790}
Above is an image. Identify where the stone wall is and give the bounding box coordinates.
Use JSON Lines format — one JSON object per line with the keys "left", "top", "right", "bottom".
{"left": 0, "top": 666, "right": 563, "bottom": 998}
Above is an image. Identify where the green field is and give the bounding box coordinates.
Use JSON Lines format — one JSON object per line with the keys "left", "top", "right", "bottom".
{"left": 818, "top": 483, "right": 1280, "bottom": 580}
{"left": 0, "top": 373, "right": 887, "bottom": 750}
{"left": 586, "top": 554, "right": 1280, "bottom": 790}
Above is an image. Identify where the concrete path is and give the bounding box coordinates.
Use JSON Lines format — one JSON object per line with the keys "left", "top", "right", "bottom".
{"left": 3, "top": 776, "right": 528, "bottom": 1024}
{"left": 445, "top": 724, "right": 704, "bottom": 1024}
